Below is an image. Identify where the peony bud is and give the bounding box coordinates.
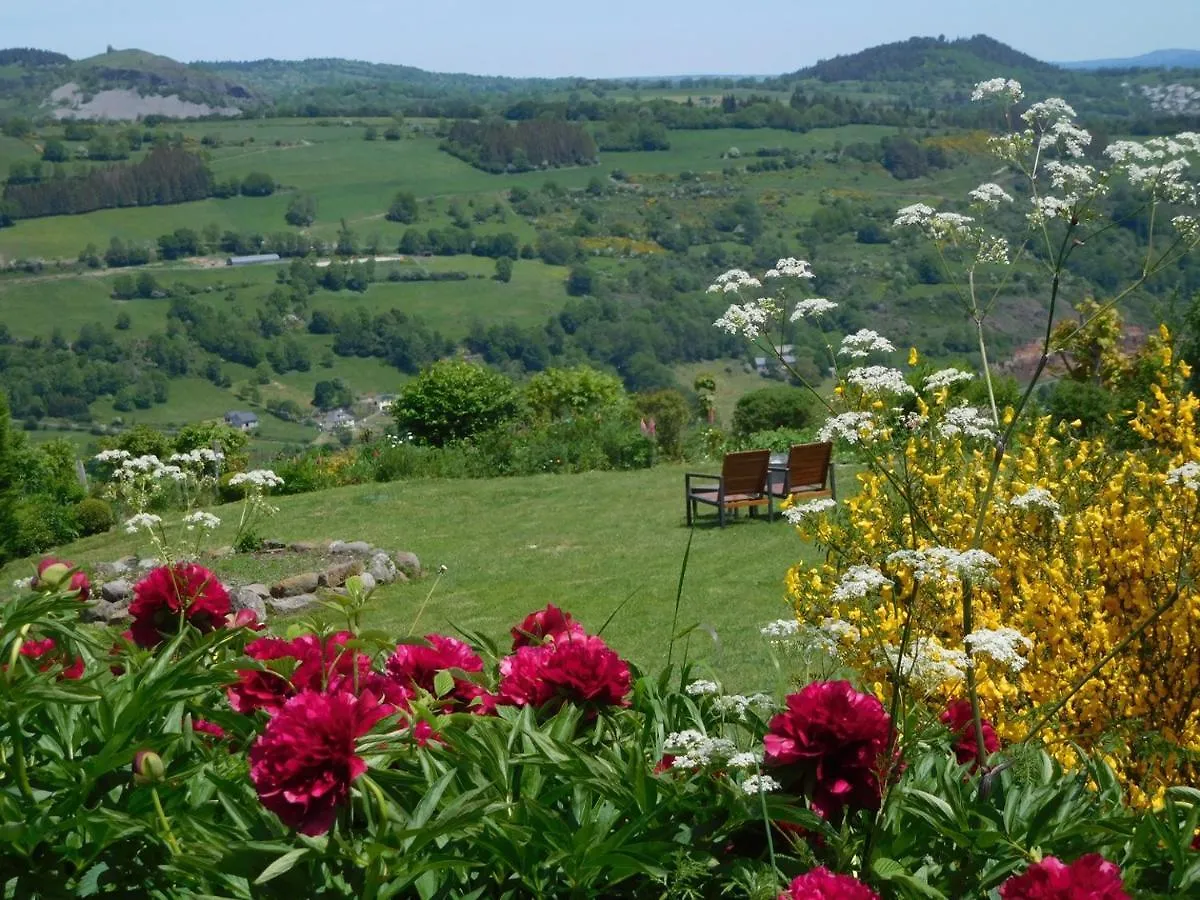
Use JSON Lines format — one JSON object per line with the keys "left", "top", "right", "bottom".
{"left": 34, "top": 562, "right": 71, "bottom": 591}
{"left": 133, "top": 750, "right": 166, "bottom": 785}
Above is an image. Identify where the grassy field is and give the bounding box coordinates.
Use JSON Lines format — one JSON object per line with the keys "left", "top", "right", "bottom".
{"left": 8, "top": 465, "right": 824, "bottom": 690}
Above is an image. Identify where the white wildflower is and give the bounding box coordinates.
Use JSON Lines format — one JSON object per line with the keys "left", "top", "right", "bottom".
{"left": 968, "top": 182, "right": 1014, "bottom": 208}
{"left": 819, "top": 411, "right": 876, "bottom": 445}
{"left": 839, "top": 329, "right": 896, "bottom": 358}
{"left": 894, "top": 203, "right": 936, "bottom": 229}
{"left": 124, "top": 513, "right": 163, "bottom": 534}
{"left": 938, "top": 404, "right": 997, "bottom": 441}
{"left": 741, "top": 774, "right": 782, "bottom": 795}
{"left": 714, "top": 299, "right": 776, "bottom": 340}
{"left": 1044, "top": 161, "right": 1096, "bottom": 192}
{"left": 1022, "top": 98, "right": 1077, "bottom": 124}
{"left": 830, "top": 565, "right": 892, "bottom": 602}
{"left": 728, "top": 751, "right": 761, "bottom": 770}
{"left": 182, "top": 511, "right": 221, "bottom": 532}
{"left": 887, "top": 546, "right": 1000, "bottom": 586}
{"left": 1041, "top": 120, "right": 1092, "bottom": 158}
{"left": 761, "top": 619, "right": 800, "bottom": 638}
{"left": 1029, "top": 195, "right": 1074, "bottom": 225}
{"left": 976, "top": 235, "right": 1011, "bottom": 265}
{"left": 12, "top": 577, "right": 32, "bottom": 590}
{"left": 229, "top": 469, "right": 285, "bottom": 489}
{"left": 1009, "top": 486, "right": 1061, "bottom": 514}
{"left": 965, "top": 627, "right": 1033, "bottom": 673}
{"left": 971, "top": 78, "right": 1023, "bottom": 103}
{"left": 821, "top": 617, "right": 861, "bottom": 645}
{"left": 846, "top": 365, "right": 915, "bottom": 396}
{"left": 664, "top": 730, "right": 737, "bottom": 769}
{"left": 1166, "top": 461, "right": 1200, "bottom": 490}
{"left": 883, "top": 638, "right": 968, "bottom": 691}
{"left": 929, "top": 211, "right": 976, "bottom": 239}
{"left": 1104, "top": 140, "right": 1156, "bottom": 165}
{"left": 710, "top": 269, "right": 762, "bottom": 292}
{"left": 685, "top": 679, "right": 721, "bottom": 697}
{"left": 772, "top": 257, "right": 815, "bottom": 279}
{"left": 94, "top": 449, "right": 131, "bottom": 464}
{"left": 783, "top": 498, "right": 836, "bottom": 525}
{"left": 1174, "top": 216, "right": 1200, "bottom": 242}
{"left": 711, "top": 693, "right": 774, "bottom": 718}
{"left": 923, "top": 368, "right": 974, "bottom": 391}
{"left": 790, "top": 298, "right": 838, "bottom": 320}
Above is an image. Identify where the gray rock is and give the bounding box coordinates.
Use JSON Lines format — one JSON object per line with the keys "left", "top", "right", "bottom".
{"left": 243, "top": 583, "right": 271, "bottom": 598}
{"left": 204, "top": 546, "right": 234, "bottom": 560}
{"left": 367, "top": 552, "right": 398, "bottom": 585}
{"left": 267, "top": 593, "right": 321, "bottom": 614}
{"left": 329, "top": 540, "right": 373, "bottom": 556}
{"left": 289, "top": 541, "right": 319, "bottom": 553}
{"left": 392, "top": 551, "right": 421, "bottom": 578}
{"left": 270, "top": 572, "right": 320, "bottom": 598}
{"left": 319, "top": 559, "right": 363, "bottom": 588}
{"left": 137, "top": 558, "right": 162, "bottom": 571}
{"left": 100, "top": 579, "right": 133, "bottom": 604}
{"left": 115, "top": 556, "right": 138, "bottom": 572}
{"left": 81, "top": 600, "right": 130, "bottom": 624}
{"left": 261, "top": 538, "right": 287, "bottom": 551}
{"left": 356, "top": 572, "right": 377, "bottom": 593}
{"left": 231, "top": 587, "right": 268, "bottom": 621}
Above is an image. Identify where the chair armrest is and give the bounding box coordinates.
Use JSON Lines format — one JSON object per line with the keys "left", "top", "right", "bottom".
{"left": 685, "top": 472, "right": 722, "bottom": 492}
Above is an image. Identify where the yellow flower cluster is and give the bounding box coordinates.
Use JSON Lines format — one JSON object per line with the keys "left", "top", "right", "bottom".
{"left": 786, "top": 340, "right": 1200, "bottom": 803}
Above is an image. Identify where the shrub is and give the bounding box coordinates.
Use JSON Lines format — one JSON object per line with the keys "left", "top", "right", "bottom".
{"left": 394, "top": 360, "right": 520, "bottom": 447}
{"left": 635, "top": 389, "right": 691, "bottom": 459}
{"left": 10, "top": 494, "right": 78, "bottom": 556}
{"left": 524, "top": 365, "right": 626, "bottom": 422}
{"left": 74, "top": 497, "right": 114, "bottom": 536}
{"left": 732, "top": 386, "right": 815, "bottom": 437}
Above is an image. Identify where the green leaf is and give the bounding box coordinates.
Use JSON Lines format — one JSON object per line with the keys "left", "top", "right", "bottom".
{"left": 433, "top": 669, "right": 455, "bottom": 699}
{"left": 872, "top": 856, "right": 949, "bottom": 899}
{"left": 254, "top": 847, "right": 310, "bottom": 884}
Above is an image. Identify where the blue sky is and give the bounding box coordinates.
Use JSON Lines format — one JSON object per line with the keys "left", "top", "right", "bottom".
{"left": 3, "top": 0, "right": 1198, "bottom": 77}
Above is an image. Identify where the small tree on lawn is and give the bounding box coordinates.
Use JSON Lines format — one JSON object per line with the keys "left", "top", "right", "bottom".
{"left": 394, "top": 360, "right": 519, "bottom": 446}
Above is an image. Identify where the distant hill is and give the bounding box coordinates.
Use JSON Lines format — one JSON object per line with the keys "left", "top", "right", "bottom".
{"left": 796, "top": 35, "right": 1058, "bottom": 85}
{"left": 1058, "top": 49, "right": 1200, "bottom": 71}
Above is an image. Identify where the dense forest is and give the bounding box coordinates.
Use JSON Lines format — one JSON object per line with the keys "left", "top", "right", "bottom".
{"left": 441, "top": 119, "right": 599, "bottom": 172}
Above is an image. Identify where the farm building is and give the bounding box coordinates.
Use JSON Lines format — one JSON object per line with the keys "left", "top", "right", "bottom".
{"left": 226, "top": 253, "right": 281, "bottom": 267}
{"left": 320, "top": 408, "right": 356, "bottom": 431}
{"left": 224, "top": 410, "right": 259, "bottom": 430}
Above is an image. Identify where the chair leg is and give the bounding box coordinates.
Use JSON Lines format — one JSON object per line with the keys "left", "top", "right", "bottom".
{"left": 686, "top": 492, "right": 693, "bottom": 526}
{"left": 718, "top": 502, "right": 725, "bottom": 528}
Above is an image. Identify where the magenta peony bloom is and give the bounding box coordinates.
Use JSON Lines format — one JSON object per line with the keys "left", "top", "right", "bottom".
{"left": 999, "top": 854, "right": 1129, "bottom": 900}
{"left": 385, "top": 635, "right": 484, "bottom": 709}
{"left": 19, "top": 637, "right": 84, "bottom": 680}
{"left": 33, "top": 557, "right": 90, "bottom": 600}
{"left": 780, "top": 867, "right": 881, "bottom": 900}
{"left": 510, "top": 604, "right": 585, "bottom": 649}
{"left": 496, "top": 632, "right": 631, "bottom": 712}
{"left": 128, "top": 564, "right": 230, "bottom": 648}
{"left": 763, "top": 681, "right": 892, "bottom": 819}
{"left": 940, "top": 699, "right": 1000, "bottom": 766}
{"left": 226, "top": 608, "right": 265, "bottom": 631}
{"left": 249, "top": 689, "right": 390, "bottom": 835}
{"left": 228, "top": 632, "right": 371, "bottom": 715}
{"left": 193, "top": 718, "right": 227, "bottom": 740}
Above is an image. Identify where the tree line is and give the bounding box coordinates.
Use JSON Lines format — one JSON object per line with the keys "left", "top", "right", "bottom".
{"left": 441, "top": 119, "right": 598, "bottom": 173}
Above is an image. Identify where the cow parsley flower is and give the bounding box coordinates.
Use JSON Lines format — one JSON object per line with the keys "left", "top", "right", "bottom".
{"left": 94, "top": 449, "right": 131, "bottom": 464}
{"left": 790, "top": 298, "right": 838, "bottom": 320}
{"left": 882, "top": 638, "right": 968, "bottom": 691}
{"left": 887, "top": 547, "right": 1000, "bottom": 586}
{"left": 761, "top": 619, "right": 800, "bottom": 638}
{"left": 819, "top": 411, "right": 876, "bottom": 444}
{"left": 1009, "top": 486, "right": 1061, "bottom": 514}
{"left": 714, "top": 300, "right": 775, "bottom": 340}
{"left": 938, "top": 405, "right": 996, "bottom": 441}
{"left": 741, "top": 774, "right": 782, "bottom": 795}
{"left": 783, "top": 498, "right": 836, "bottom": 524}
{"left": 1044, "top": 161, "right": 1097, "bottom": 192}
{"left": 707, "top": 269, "right": 762, "bottom": 293}
{"left": 968, "top": 182, "right": 1014, "bottom": 207}
{"left": 971, "top": 78, "right": 1023, "bottom": 103}
{"left": 770, "top": 257, "right": 815, "bottom": 279}
{"left": 664, "top": 730, "right": 738, "bottom": 769}
{"left": 1174, "top": 215, "right": 1200, "bottom": 242}
{"left": 1166, "top": 462, "right": 1200, "bottom": 490}
{"left": 183, "top": 511, "right": 221, "bottom": 532}
{"left": 929, "top": 212, "right": 976, "bottom": 239}
{"left": 894, "top": 203, "right": 936, "bottom": 229}
{"left": 976, "top": 235, "right": 1011, "bottom": 265}
{"left": 712, "top": 693, "right": 774, "bottom": 718}
{"left": 830, "top": 565, "right": 892, "bottom": 602}
{"left": 728, "top": 751, "right": 761, "bottom": 770}
{"left": 839, "top": 329, "right": 896, "bottom": 358}
{"left": 965, "top": 627, "right": 1033, "bottom": 673}
{"left": 1029, "top": 196, "right": 1074, "bottom": 225}
{"left": 1022, "top": 98, "right": 1078, "bottom": 124}
{"left": 923, "top": 368, "right": 974, "bottom": 391}
{"left": 1105, "top": 140, "right": 1156, "bottom": 165}
{"left": 229, "top": 470, "right": 285, "bottom": 489}
{"left": 846, "top": 366, "right": 915, "bottom": 396}
{"left": 124, "top": 513, "right": 163, "bottom": 534}
{"left": 685, "top": 679, "right": 721, "bottom": 696}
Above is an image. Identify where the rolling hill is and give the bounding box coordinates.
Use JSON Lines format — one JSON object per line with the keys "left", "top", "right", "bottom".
{"left": 1058, "top": 49, "right": 1200, "bottom": 71}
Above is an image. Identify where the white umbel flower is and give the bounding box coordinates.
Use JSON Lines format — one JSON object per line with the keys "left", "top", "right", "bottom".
{"left": 182, "top": 511, "right": 221, "bottom": 532}
{"left": 830, "top": 565, "right": 892, "bottom": 602}
{"left": 1166, "top": 462, "right": 1200, "bottom": 490}
{"left": 971, "top": 78, "right": 1023, "bottom": 103}
{"left": 741, "top": 774, "right": 782, "bottom": 795}
{"left": 685, "top": 679, "right": 721, "bottom": 696}
{"left": 839, "top": 329, "right": 896, "bottom": 358}
{"left": 124, "top": 513, "right": 163, "bottom": 534}
{"left": 846, "top": 365, "right": 915, "bottom": 396}
{"left": 783, "top": 498, "right": 836, "bottom": 525}
{"left": 1009, "top": 486, "right": 1061, "bottom": 514}
{"left": 965, "top": 627, "right": 1033, "bottom": 673}
{"left": 968, "top": 183, "right": 1014, "bottom": 207}
{"left": 923, "top": 368, "right": 974, "bottom": 391}
{"left": 229, "top": 469, "right": 285, "bottom": 489}
{"left": 790, "top": 298, "right": 838, "bottom": 320}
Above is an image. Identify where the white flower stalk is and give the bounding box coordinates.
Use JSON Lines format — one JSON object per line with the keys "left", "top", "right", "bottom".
{"left": 229, "top": 469, "right": 285, "bottom": 489}
{"left": 894, "top": 203, "right": 936, "bottom": 229}
{"left": 971, "top": 78, "right": 1023, "bottom": 103}
{"left": 728, "top": 751, "right": 761, "bottom": 770}
{"left": 1022, "top": 97, "right": 1077, "bottom": 125}
{"left": 819, "top": 411, "right": 877, "bottom": 444}
{"left": 685, "top": 679, "right": 721, "bottom": 696}
{"left": 882, "top": 637, "right": 969, "bottom": 691}
{"left": 968, "top": 183, "right": 1014, "bottom": 208}
{"left": 714, "top": 299, "right": 777, "bottom": 340}
{"left": 790, "top": 298, "right": 838, "bottom": 320}
{"left": 846, "top": 365, "right": 915, "bottom": 397}
{"left": 1174, "top": 215, "right": 1200, "bottom": 243}
{"left": 94, "top": 449, "right": 131, "bottom": 464}
{"left": 1009, "top": 486, "right": 1062, "bottom": 515}
{"left": 760, "top": 618, "right": 800, "bottom": 639}
{"left": 783, "top": 498, "right": 836, "bottom": 525}
{"left": 976, "top": 235, "right": 1011, "bottom": 265}
{"left": 664, "top": 730, "right": 738, "bottom": 769}
{"left": 12, "top": 577, "right": 33, "bottom": 590}
{"left": 711, "top": 693, "right": 775, "bottom": 718}
{"left": 1028, "top": 195, "right": 1075, "bottom": 225}
{"left": 1166, "top": 462, "right": 1200, "bottom": 490}
{"left": 938, "top": 404, "right": 997, "bottom": 441}
{"left": 182, "top": 511, "right": 221, "bottom": 532}
{"left": 887, "top": 546, "right": 1000, "bottom": 587}
{"left": 965, "top": 627, "right": 1034, "bottom": 673}
{"left": 830, "top": 564, "right": 892, "bottom": 602}
{"left": 124, "top": 513, "right": 163, "bottom": 534}
{"left": 923, "top": 368, "right": 974, "bottom": 391}
{"left": 741, "top": 774, "right": 782, "bottom": 795}
{"left": 838, "top": 329, "right": 896, "bottom": 358}
{"left": 706, "top": 268, "right": 763, "bottom": 293}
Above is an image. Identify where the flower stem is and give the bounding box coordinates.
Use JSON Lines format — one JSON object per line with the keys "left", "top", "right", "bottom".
{"left": 405, "top": 570, "right": 444, "bottom": 638}
{"left": 151, "top": 786, "right": 181, "bottom": 855}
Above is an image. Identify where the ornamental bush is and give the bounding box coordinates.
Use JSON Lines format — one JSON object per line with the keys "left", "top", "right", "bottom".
{"left": 393, "top": 359, "right": 521, "bottom": 447}
{"left": 74, "top": 496, "right": 114, "bottom": 536}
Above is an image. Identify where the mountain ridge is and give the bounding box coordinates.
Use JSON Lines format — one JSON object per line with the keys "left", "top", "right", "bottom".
{"left": 1058, "top": 49, "right": 1200, "bottom": 71}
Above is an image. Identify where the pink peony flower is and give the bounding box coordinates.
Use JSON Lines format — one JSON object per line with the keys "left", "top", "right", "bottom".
{"left": 226, "top": 608, "right": 265, "bottom": 630}
{"left": 763, "top": 681, "right": 892, "bottom": 819}
{"left": 19, "top": 637, "right": 84, "bottom": 680}
{"left": 999, "top": 854, "right": 1129, "bottom": 900}
{"left": 128, "top": 564, "right": 230, "bottom": 648}
{"left": 940, "top": 699, "right": 1000, "bottom": 766}
{"left": 385, "top": 635, "right": 484, "bottom": 709}
{"left": 780, "top": 867, "right": 881, "bottom": 900}
{"left": 496, "top": 632, "right": 631, "bottom": 712}
{"left": 510, "top": 604, "right": 585, "bottom": 649}
{"left": 228, "top": 632, "right": 371, "bottom": 715}
{"left": 33, "top": 557, "right": 90, "bottom": 600}
{"left": 193, "top": 718, "right": 227, "bottom": 740}
{"left": 249, "top": 689, "right": 390, "bottom": 835}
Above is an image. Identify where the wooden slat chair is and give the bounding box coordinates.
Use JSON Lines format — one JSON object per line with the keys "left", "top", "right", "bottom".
{"left": 685, "top": 450, "right": 773, "bottom": 527}
{"left": 768, "top": 441, "right": 836, "bottom": 504}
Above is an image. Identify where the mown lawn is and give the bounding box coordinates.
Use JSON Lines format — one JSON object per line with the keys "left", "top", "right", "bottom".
{"left": 9, "top": 465, "right": 826, "bottom": 690}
